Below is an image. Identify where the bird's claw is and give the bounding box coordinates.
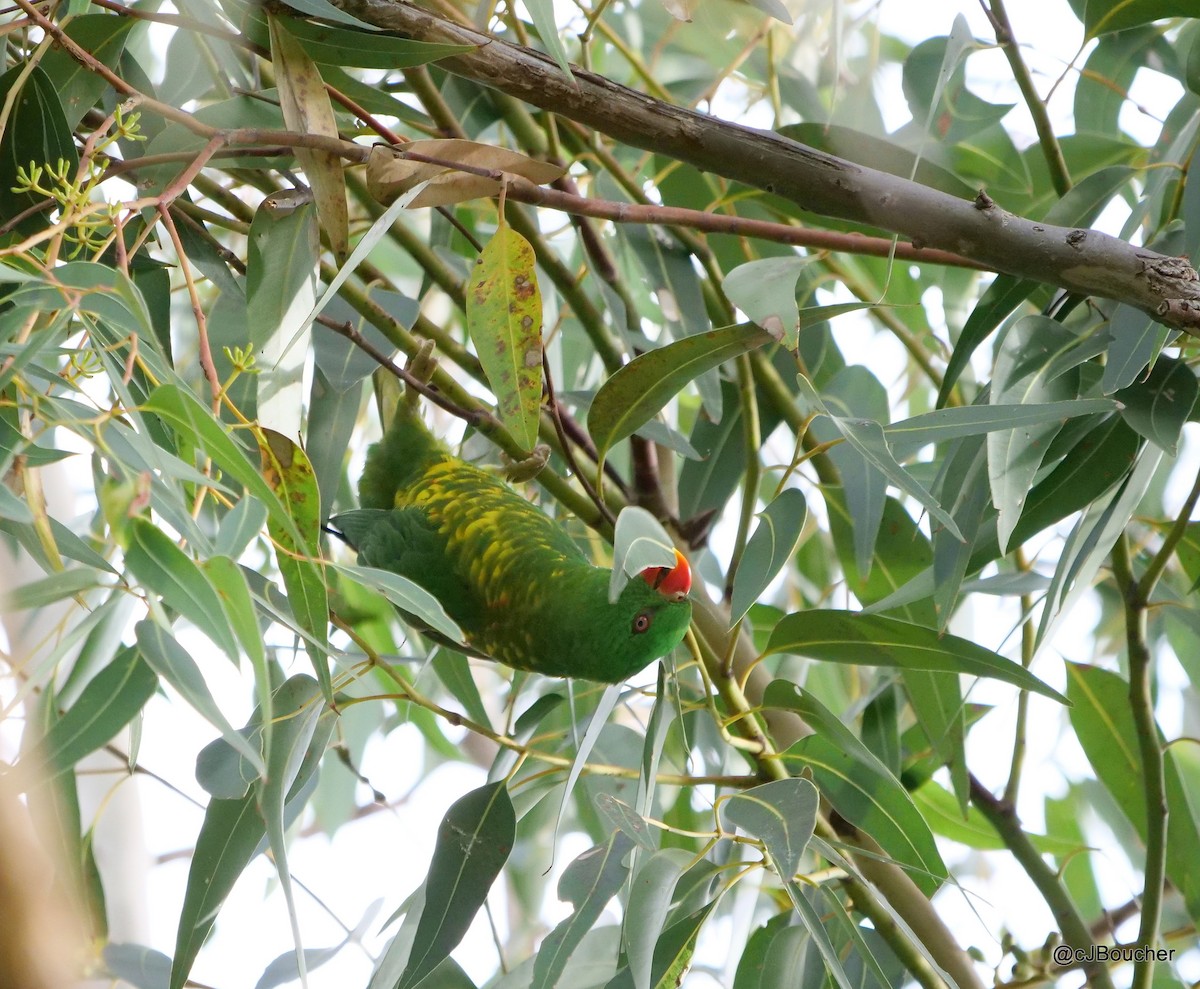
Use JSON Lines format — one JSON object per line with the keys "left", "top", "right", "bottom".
{"left": 502, "top": 444, "right": 551, "bottom": 482}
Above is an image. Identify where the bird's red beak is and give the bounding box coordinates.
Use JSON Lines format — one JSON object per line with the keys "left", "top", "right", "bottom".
{"left": 640, "top": 548, "right": 691, "bottom": 601}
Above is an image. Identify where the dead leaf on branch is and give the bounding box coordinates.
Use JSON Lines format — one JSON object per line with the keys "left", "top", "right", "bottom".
{"left": 366, "top": 139, "right": 565, "bottom": 208}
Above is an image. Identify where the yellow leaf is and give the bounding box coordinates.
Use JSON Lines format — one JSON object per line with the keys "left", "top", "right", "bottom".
{"left": 466, "top": 224, "right": 543, "bottom": 451}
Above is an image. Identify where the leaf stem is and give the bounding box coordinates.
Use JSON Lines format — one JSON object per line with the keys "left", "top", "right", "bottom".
{"left": 1111, "top": 535, "right": 1168, "bottom": 989}
{"left": 970, "top": 774, "right": 1115, "bottom": 989}
{"left": 981, "top": 0, "right": 1072, "bottom": 197}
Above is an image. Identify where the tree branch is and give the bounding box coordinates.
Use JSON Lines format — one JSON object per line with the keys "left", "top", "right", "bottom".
{"left": 337, "top": 0, "right": 1200, "bottom": 333}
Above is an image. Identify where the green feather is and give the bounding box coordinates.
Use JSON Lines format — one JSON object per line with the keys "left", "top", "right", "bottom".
{"left": 335, "top": 403, "right": 691, "bottom": 682}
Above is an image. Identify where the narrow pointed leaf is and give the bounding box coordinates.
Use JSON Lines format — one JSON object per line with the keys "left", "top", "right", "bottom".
{"left": 397, "top": 782, "right": 516, "bottom": 989}
{"left": 134, "top": 620, "right": 265, "bottom": 776}
{"left": 730, "top": 488, "right": 807, "bottom": 623}
{"left": 125, "top": 517, "right": 242, "bottom": 665}
{"left": 722, "top": 778, "right": 818, "bottom": 881}
{"left": 532, "top": 831, "right": 636, "bottom": 989}
{"left": 268, "top": 15, "right": 348, "bottom": 259}
{"left": 765, "top": 610, "right": 1067, "bottom": 702}
{"left": 171, "top": 676, "right": 332, "bottom": 989}
{"left": 142, "top": 384, "right": 298, "bottom": 543}
{"left": 885, "top": 399, "right": 1117, "bottom": 456}
{"left": 259, "top": 429, "right": 331, "bottom": 699}
{"left": 524, "top": 0, "right": 575, "bottom": 81}
{"left": 624, "top": 849, "right": 694, "bottom": 989}
{"left": 247, "top": 199, "right": 319, "bottom": 441}
{"left": 1067, "top": 663, "right": 1200, "bottom": 923}
{"left": 21, "top": 645, "right": 157, "bottom": 782}
{"left": 797, "top": 375, "right": 963, "bottom": 542}
{"left": 467, "top": 223, "right": 543, "bottom": 451}
{"left": 590, "top": 324, "right": 774, "bottom": 465}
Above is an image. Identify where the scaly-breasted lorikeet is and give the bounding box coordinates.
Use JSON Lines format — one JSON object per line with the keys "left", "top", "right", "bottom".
{"left": 333, "top": 401, "right": 692, "bottom": 682}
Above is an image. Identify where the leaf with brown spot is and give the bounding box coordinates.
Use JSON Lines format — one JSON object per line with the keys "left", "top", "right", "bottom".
{"left": 268, "top": 14, "right": 349, "bottom": 262}
{"left": 366, "top": 140, "right": 565, "bottom": 209}
{"left": 259, "top": 428, "right": 331, "bottom": 701}
{"left": 466, "top": 223, "right": 543, "bottom": 451}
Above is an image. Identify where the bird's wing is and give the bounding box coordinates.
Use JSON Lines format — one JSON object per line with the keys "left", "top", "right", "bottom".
{"left": 331, "top": 507, "right": 485, "bottom": 653}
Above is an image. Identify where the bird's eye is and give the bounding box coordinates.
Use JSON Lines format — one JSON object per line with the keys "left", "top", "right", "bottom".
{"left": 632, "top": 611, "right": 653, "bottom": 634}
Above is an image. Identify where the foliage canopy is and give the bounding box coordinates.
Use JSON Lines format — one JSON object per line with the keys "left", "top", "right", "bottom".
{"left": 2, "top": 1, "right": 1200, "bottom": 988}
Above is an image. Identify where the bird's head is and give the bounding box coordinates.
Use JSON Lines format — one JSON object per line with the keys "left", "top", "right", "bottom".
{"left": 638, "top": 548, "right": 692, "bottom": 601}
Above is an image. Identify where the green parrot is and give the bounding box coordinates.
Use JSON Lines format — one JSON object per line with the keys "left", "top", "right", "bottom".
{"left": 333, "top": 400, "right": 693, "bottom": 683}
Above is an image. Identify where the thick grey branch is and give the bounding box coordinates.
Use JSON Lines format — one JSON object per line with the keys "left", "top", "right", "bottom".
{"left": 339, "top": 0, "right": 1200, "bottom": 333}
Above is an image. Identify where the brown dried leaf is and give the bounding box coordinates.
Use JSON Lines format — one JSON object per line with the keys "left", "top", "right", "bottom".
{"left": 268, "top": 14, "right": 349, "bottom": 261}
{"left": 366, "top": 139, "right": 566, "bottom": 208}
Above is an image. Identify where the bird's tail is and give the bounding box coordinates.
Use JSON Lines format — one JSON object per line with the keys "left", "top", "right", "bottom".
{"left": 358, "top": 370, "right": 445, "bottom": 510}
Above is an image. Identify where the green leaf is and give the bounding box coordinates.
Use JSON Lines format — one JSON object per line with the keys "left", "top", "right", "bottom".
{"left": 623, "top": 848, "right": 695, "bottom": 989}
{"left": 1115, "top": 353, "right": 1197, "bottom": 455}
{"left": 258, "top": 430, "right": 331, "bottom": 698}
{"left": 531, "top": 831, "right": 637, "bottom": 989}
{"left": 228, "top": 0, "right": 476, "bottom": 67}
{"left": 765, "top": 610, "right": 1067, "bottom": 702}
{"left": 247, "top": 199, "right": 319, "bottom": 438}
{"left": 826, "top": 491, "right": 932, "bottom": 623}
{"left": 199, "top": 556, "right": 272, "bottom": 751}
{"left": 1101, "top": 303, "right": 1173, "bottom": 394}
{"left": 330, "top": 561, "right": 464, "bottom": 644}
{"left": 0, "top": 64, "right": 78, "bottom": 233}
{"left": 764, "top": 682, "right": 947, "bottom": 895}
{"left": 272, "top": 0, "right": 381, "bottom": 30}
{"left": 987, "top": 316, "right": 1082, "bottom": 553}
{"left": 23, "top": 645, "right": 157, "bottom": 782}
{"left": 885, "top": 398, "right": 1118, "bottom": 456}
{"left": 914, "top": 781, "right": 1079, "bottom": 855}
{"left": 38, "top": 14, "right": 135, "bottom": 129}
{"left": 590, "top": 324, "right": 774, "bottom": 465}
{"left": 9, "top": 261, "right": 155, "bottom": 338}
{"left": 257, "top": 673, "right": 326, "bottom": 989}
{"left": 938, "top": 166, "right": 1140, "bottom": 404}
{"left": 813, "top": 367, "right": 889, "bottom": 575}
{"left": 1, "top": 567, "right": 104, "bottom": 611}
{"left": 606, "top": 901, "right": 719, "bottom": 989}
{"left": 593, "top": 793, "right": 657, "bottom": 852}
{"left": 733, "top": 914, "right": 798, "bottom": 989}
{"left": 124, "top": 517, "right": 242, "bottom": 665}
{"left": 142, "top": 384, "right": 298, "bottom": 542}
{"left": 524, "top": 0, "right": 574, "bottom": 81}
{"left": 722, "top": 778, "right": 818, "bottom": 881}
{"left": 397, "top": 781, "right": 516, "bottom": 989}
{"left": 1035, "top": 443, "right": 1162, "bottom": 650}
{"left": 782, "top": 884, "right": 854, "bottom": 989}
{"left": 134, "top": 620, "right": 265, "bottom": 776}
{"left": 969, "top": 414, "right": 1141, "bottom": 570}
{"left": 723, "top": 256, "right": 816, "bottom": 347}
{"left": 1085, "top": 0, "right": 1195, "bottom": 36}
{"left": 730, "top": 488, "right": 807, "bottom": 623}
{"left": 171, "top": 676, "right": 332, "bottom": 989}
{"left": 903, "top": 670, "right": 968, "bottom": 813}
{"left": 798, "top": 375, "right": 963, "bottom": 542}
{"left": 466, "top": 223, "right": 544, "bottom": 451}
